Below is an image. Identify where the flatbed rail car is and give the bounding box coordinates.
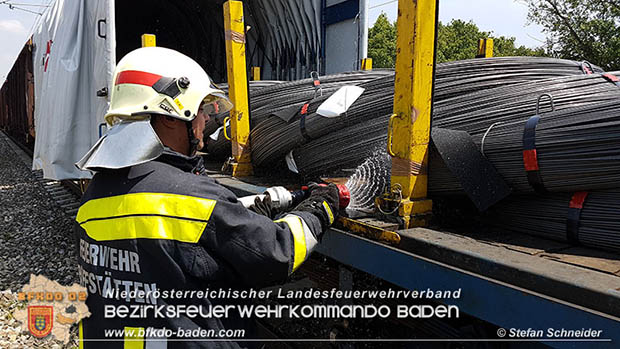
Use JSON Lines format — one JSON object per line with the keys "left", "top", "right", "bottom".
{"left": 213, "top": 171, "right": 620, "bottom": 349}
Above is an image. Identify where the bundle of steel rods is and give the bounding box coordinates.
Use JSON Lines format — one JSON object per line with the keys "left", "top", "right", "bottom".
{"left": 204, "top": 80, "right": 284, "bottom": 136}
{"left": 249, "top": 58, "right": 607, "bottom": 175}
{"left": 434, "top": 57, "right": 602, "bottom": 100}
{"left": 205, "top": 71, "right": 392, "bottom": 160}
{"left": 250, "top": 74, "right": 395, "bottom": 168}
{"left": 249, "top": 70, "right": 394, "bottom": 127}
{"left": 291, "top": 115, "right": 390, "bottom": 177}
{"left": 204, "top": 58, "right": 620, "bottom": 254}
{"left": 489, "top": 190, "right": 620, "bottom": 253}
{"left": 428, "top": 72, "right": 620, "bottom": 253}
{"left": 429, "top": 97, "right": 620, "bottom": 195}
{"left": 433, "top": 73, "right": 620, "bottom": 136}
{"left": 208, "top": 57, "right": 605, "bottom": 177}
{"left": 205, "top": 80, "right": 284, "bottom": 158}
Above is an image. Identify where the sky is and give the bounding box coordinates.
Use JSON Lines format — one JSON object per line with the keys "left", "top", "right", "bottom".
{"left": 369, "top": 0, "right": 546, "bottom": 47}
{"left": 0, "top": 0, "right": 546, "bottom": 83}
{"left": 0, "top": 0, "right": 50, "bottom": 82}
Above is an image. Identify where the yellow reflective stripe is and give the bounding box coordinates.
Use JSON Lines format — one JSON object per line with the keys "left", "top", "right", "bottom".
{"left": 77, "top": 192, "right": 216, "bottom": 223}
{"left": 274, "top": 216, "right": 307, "bottom": 271}
{"left": 81, "top": 216, "right": 208, "bottom": 243}
{"left": 79, "top": 320, "right": 84, "bottom": 349}
{"left": 322, "top": 201, "right": 334, "bottom": 225}
{"left": 124, "top": 326, "right": 144, "bottom": 349}
{"left": 76, "top": 193, "right": 216, "bottom": 243}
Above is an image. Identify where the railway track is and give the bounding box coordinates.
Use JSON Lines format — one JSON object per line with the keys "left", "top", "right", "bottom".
{"left": 0, "top": 130, "right": 81, "bottom": 220}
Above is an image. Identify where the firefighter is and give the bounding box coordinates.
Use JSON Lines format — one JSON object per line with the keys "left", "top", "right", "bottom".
{"left": 75, "top": 47, "right": 339, "bottom": 348}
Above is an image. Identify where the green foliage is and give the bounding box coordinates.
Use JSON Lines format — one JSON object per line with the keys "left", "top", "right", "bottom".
{"left": 367, "top": 13, "right": 397, "bottom": 68}
{"left": 492, "top": 36, "right": 547, "bottom": 57}
{"left": 437, "top": 19, "right": 545, "bottom": 62}
{"left": 368, "top": 16, "right": 545, "bottom": 68}
{"left": 524, "top": 0, "right": 620, "bottom": 70}
{"left": 437, "top": 20, "right": 489, "bottom": 62}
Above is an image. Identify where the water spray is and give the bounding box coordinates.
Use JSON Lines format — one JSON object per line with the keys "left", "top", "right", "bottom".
{"left": 344, "top": 150, "right": 391, "bottom": 217}
{"left": 238, "top": 150, "right": 390, "bottom": 217}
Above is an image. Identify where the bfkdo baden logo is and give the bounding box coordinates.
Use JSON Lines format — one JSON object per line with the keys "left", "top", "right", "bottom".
{"left": 14, "top": 275, "right": 91, "bottom": 344}
{"left": 27, "top": 305, "right": 54, "bottom": 338}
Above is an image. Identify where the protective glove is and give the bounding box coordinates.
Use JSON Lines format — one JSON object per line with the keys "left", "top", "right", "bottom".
{"left": 293, "top": 183, "right": 340, "bottom": 230}
{"left": 249, "top": 195, "right": 276, "bottom": 219}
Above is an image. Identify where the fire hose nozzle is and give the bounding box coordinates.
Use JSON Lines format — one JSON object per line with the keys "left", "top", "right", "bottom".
{"left": 336, "top": 184, "right": 350, "bottom": 209}
{"left": 237, "top": 186, "right": 293, "bottom": 210}
{"left": 239, "top": 184, "right": 350, "bottom": 211}
{"left": 299, "top": 184, "right": 350, "bottom": 209}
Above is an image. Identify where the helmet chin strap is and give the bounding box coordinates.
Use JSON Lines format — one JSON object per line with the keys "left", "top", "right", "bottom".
{"left": 186, "top": 121, "right": 200, "bottom": 156}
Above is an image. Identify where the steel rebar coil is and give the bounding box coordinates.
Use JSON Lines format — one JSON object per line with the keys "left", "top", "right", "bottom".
{"left": 251, "top": 58, "right": 608, "bottom": 175}
{"left": 429, "top": 88, "right": 620, "bottom": 195}
{"left": 488, "top": 190, "right": 620, "bottom": 254}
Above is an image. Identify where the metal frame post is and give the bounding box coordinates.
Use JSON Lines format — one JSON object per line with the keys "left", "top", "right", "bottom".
{"left": 477, "top": 38, "right": 494, "bottom": 58}
{"left": 223, "top": 1, "right": 253, "bottom": 176}
{"left": 251, "top": 66, "right": 261, "bottom": 81}
{"left": 141, "top": 34, "right": 156, "bottom": 47}
{"left": 359, "top": 0, "right": 369, "bottom": 67}
{"left": 361, "top": 58, "right": 372, "bottom": 70}
{"left": 385, "top": 0, "right": 438, "bottom": 228}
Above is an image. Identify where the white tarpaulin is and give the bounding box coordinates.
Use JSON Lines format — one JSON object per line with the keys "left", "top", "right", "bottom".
{"left": 32, "top": 0, "right": 115, "bottom": 180}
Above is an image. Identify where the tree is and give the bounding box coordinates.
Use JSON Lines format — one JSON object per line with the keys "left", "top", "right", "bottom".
{"left": 493, "top": 36, "right": 547, "bottom": 57}
{"left": 437, "top": 19, "right": 545, "bottom": 62}
{"left": 524, "top": 0, "right": 620, "bottom": 70}
{"left": 437, "top": 20, "right": 489, "bottom": 62}
{"left": 368, "top": 17, "right": 545, "bottom": 68}
{"left": 367, "top": 13, "right": 397, "bottom": 68}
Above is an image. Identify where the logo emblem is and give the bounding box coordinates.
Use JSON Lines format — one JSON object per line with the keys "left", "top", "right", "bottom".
{"left": 28, "top": 306, "right": 53, "bottom": 338}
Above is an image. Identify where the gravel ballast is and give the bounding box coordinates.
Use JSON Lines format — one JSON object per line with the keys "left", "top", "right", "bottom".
{"left": 0, "top": 132, "right": 79, "bottom": 347}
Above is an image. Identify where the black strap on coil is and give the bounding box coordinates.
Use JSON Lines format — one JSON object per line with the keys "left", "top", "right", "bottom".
{"left": 310, "top": 71, "right": 322, "bottom": 101}
{"left": 602, "top": 73, "right": 620, "bottom": 87}
{"left": 522, "top": 115, "right": 546, "bottom": 193}
{"left": 298, "top": 72, "right": 322, "bottom": 141}
{"left": 566, "top": 192, "right": 588, "bottom": 245}
{"left": 299, "top": 105, "right": 313, "bottom": 141}
{"left": 522, "top": 94, "right": 555, "bottom": 193}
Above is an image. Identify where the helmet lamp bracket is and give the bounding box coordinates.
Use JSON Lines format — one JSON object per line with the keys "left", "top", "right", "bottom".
{"left": 152, "top": 76, "right": 182, "bottom": 99}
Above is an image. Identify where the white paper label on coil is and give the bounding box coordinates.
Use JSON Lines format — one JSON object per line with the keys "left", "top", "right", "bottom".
{"left": 285, "top": 150, "right": 299, "bottom": 173}
{"left": 209, "top": 119, "right": 230, "bottom": 140}
{"left": 317, "top": 85, "right": 365, "bottom": 118}
{"left": 209, "top": 127, "right": 222, "bottom": 140}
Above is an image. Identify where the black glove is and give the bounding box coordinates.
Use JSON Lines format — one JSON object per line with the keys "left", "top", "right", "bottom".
{"left": 249, "top": 195, "right": 275, "bottom": 219}
{"left": 294, "top": 183, "right": 340, "bottom": 230}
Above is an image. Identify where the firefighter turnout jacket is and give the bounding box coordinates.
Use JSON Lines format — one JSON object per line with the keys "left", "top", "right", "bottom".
{"left": 75, "top": 149, "right": 329, "bottom": 348}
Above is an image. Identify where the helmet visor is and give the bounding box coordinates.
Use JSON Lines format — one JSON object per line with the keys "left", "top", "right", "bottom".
{"left": 203, "top": 91, "right": 233, "bottom": 115}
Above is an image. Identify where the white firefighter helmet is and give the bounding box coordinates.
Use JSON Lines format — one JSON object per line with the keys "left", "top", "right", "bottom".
{"left": 76, "top": 47, "right": 232, "bottom": 172}
{"left": 105, "top": 46, "right": 232, "bottom": 125}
